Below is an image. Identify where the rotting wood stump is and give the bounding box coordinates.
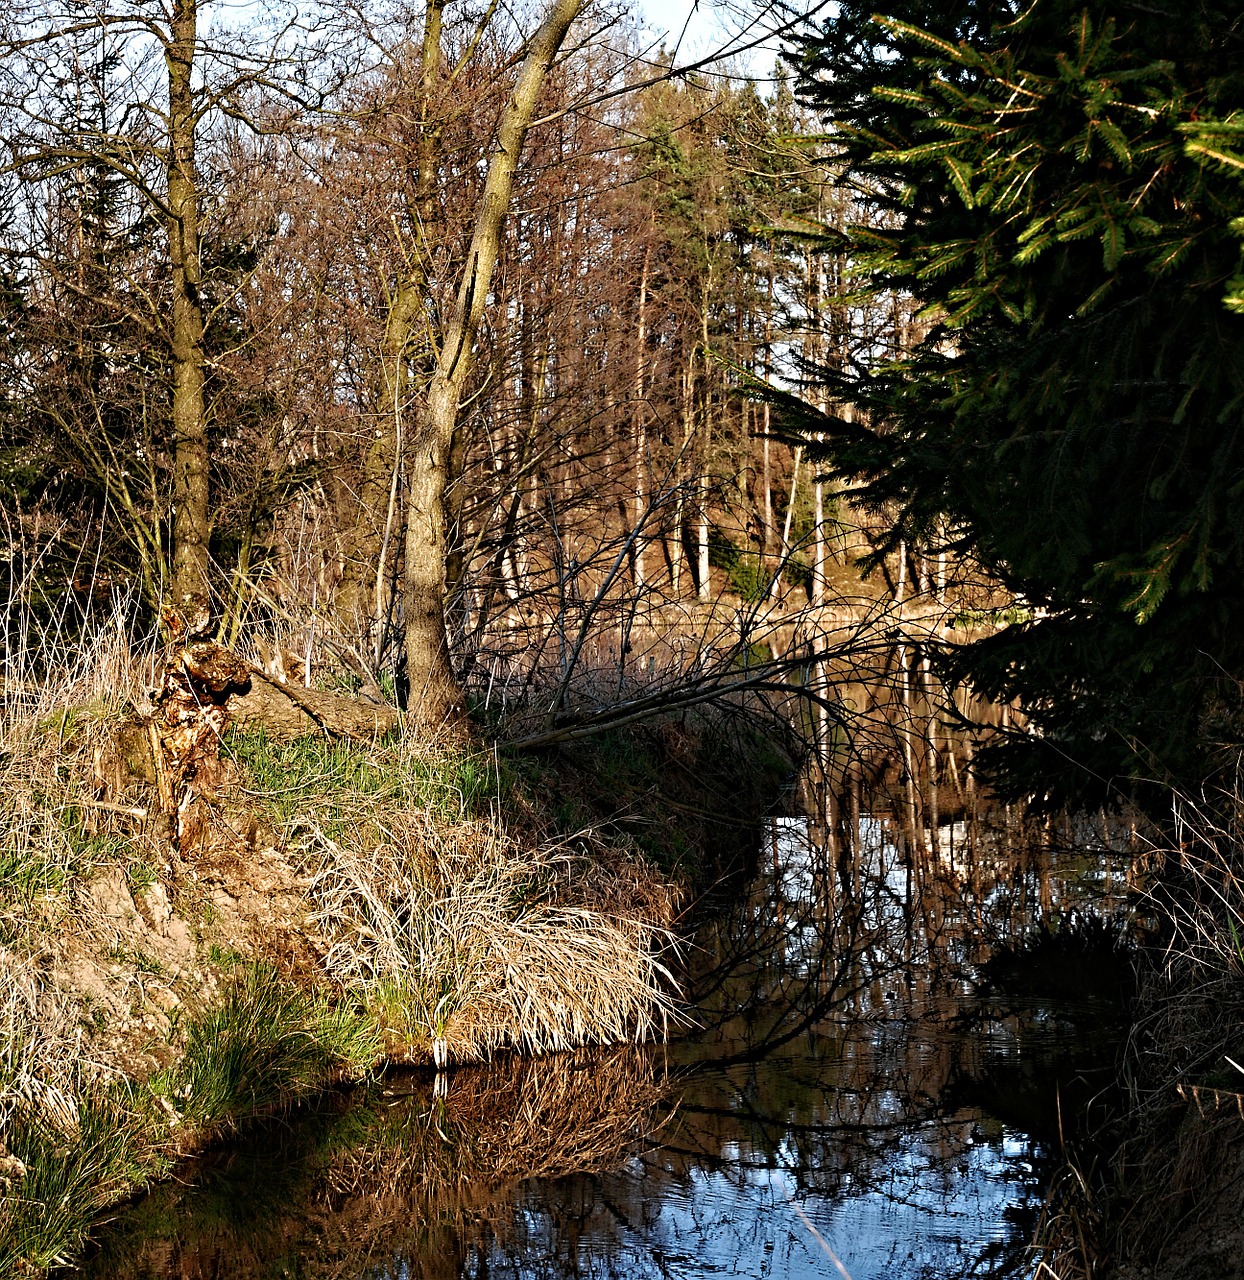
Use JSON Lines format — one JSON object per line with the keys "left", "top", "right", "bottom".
{"left": 137, "top": 598, "right": 401, "bottom": 853}
{"left": 146, "top": 600, "right": 251, "bottom": 851}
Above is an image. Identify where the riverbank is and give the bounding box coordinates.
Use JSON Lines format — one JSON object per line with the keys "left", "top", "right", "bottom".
{"left": 0, "top": 638, "right": 792, "bottom": 1275}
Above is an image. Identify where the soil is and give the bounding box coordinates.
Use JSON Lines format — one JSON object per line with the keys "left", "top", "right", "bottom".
{"left": 24, "top": 800, "right": 332, "bottom": 1092}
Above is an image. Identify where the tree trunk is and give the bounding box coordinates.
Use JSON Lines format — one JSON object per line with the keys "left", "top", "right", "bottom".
{"left": 696, "top": 292, "right": 713, "bottom": 601}
{"left": 337, "top": 0, "right": 445, "bottom": 651}
{"left": 770, "top": 445, "right": 801, "bottom": 603}
{"left": 632, "top": 240, "right": 651, "bottom": 590}
{"left": 403, "top": 0, "right": 584, "bottom": 727}
{"left": 672, "top": 356, "right": 694, "bottom": 597}
{"left": 166, "top": 0, "right": 209, "bottom": 604}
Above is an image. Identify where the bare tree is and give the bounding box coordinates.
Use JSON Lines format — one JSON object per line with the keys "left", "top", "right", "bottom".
{"left": 0, "top": 0, "right": 331, "bottom": 608}
{"left": 401, "top": 0, "right": 585, "bottom": 726}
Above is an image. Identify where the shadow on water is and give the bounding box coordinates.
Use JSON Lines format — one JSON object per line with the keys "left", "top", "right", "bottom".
{"left": 78, "top": 811, "right": 1131, "bottom": 1280}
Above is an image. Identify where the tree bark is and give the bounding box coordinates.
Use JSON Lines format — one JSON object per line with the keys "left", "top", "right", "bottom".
{"left": 403, "top": 0, "right": 583, "bottom": 727}
{"left": 167, "top": 0, "right": 209, "bottom": 603}
{"left": 337, "top": 0, "right": 446, "bottom": 651}
{"left": 228, "top": 671, "right": 401, "bottom": 740}
{"left": 632, "top": 239, "right": 651, "bottom": 589}
{"left": 696, "top": 288, "right": 712, "bottom": 601}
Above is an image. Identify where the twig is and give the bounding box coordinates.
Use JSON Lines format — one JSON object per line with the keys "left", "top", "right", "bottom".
{"left": 82, "top": 800, "right": 149, "bottom": 820}
{"left": 786, "top": 1189, "right": 854, "bottom": 1280}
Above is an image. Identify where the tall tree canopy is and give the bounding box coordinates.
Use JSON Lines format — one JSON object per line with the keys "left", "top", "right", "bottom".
{"left": 791, "top": 0, "right": 1244, "bottom": 806}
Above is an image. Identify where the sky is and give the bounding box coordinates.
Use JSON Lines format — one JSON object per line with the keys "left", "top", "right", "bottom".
{"left": 631, "top": 0, "right": 806, "bottom": 83}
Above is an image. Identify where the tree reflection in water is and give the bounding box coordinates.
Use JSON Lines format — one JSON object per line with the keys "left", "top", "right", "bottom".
{"left": 83, "top": 813, "right": 1119, "bottom": 1280}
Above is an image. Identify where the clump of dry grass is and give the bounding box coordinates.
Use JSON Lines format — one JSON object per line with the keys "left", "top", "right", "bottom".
{"left": 0, "top": 951, "right": 87, "bottom": 1135}
{"left": 306, "top": 809, "right": 684, "bottom": 1061}
{"left": 224, "top": 725, "right": 685, "bottom": 1062}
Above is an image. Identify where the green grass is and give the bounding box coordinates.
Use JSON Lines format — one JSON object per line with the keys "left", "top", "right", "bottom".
{"left": 31, "top": 699, "right": 115, "bottom": 741}
{"left": 0, "top": 962, "right": 380, "bottom": 1278}
{"left": 0, "top": 1088, "right": 163, "bottom": 1275}
{"left": 0, "top": 802, "right": 124, "bottom": 909}
{"left": 105, "top": 943, "right": 165, "bottom": 976}
{"left": 225, "top": 729, "right": 498, "bottom": 832}
{"left": 0, "top": 847, "right": 70, "bottom": 905}
{"left": 150, "top": 963, "right": 380, "bottom": 1137}
{"left": 124, "top": 859, "right": 158, "bottom": 895}
{"left": 206, "top": 942, "right": 246, "bottom": 969}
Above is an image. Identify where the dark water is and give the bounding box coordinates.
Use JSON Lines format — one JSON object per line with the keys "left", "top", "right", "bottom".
{"left": 81, "top": 815, "right": 1124, "bottom": 1280}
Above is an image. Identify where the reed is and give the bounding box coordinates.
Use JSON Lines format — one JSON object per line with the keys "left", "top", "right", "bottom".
{"left": 1030, "top": 790, "right": 1244, "bottom": 1278}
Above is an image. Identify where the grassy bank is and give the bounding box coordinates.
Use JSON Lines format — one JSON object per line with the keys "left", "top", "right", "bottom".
{"left": 0, "top": 964, "right": 379, "bottom": 1273}
{"left": 0, "top": 626, "right": 788, "bottom": 1276}
{"left": 230, "top": 726, "right": 684, "bottom": 1062}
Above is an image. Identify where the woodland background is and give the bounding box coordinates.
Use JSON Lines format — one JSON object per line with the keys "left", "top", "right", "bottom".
{"left": 3, "top": 0, "right": 1242, "bottom": 812}
{"left": 0, "top": 0, "right": 898, "bottom": 741}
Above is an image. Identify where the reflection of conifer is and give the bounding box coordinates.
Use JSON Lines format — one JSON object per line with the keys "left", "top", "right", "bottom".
{"left": 790, "top": 0, "right": 1244, "bottom": 807}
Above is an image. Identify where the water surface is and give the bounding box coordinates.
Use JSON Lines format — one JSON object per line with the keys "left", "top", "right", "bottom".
{"left": 83, "top": 814, "right": 1121, "bottom": 1280}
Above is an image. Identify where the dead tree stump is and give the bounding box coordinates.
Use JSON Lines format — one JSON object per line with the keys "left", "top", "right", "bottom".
{"left": 130, "top": 598, "right": 402, "bottom": 852}
{"left": 148, "top": 604, "right": 251, "bottom": 851}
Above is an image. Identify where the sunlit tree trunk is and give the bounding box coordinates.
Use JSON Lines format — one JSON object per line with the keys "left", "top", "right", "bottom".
{"left": 770, "top": 445, "right": 800, "bottom": 603}
{"left": 632, "top": 239, "right": 651, "bottom": 589}
{"left": 696, "top": 293, "right": 712, "bottom": 600}
{"left": 672, "top": 356, "right": 694, "bottom": 596}
{"left": 337, "top": 0, "right": 445, "bottom": 652}
{"left": 403, "top": 0, "right": 584, "bottom": 726}
{"left": 167, "top": 0, "right": 209, "bottom": 603}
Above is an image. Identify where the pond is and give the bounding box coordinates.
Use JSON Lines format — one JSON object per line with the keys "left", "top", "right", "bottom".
{"left": 81, "top": 812, "right": 1126, "bottom": 1280}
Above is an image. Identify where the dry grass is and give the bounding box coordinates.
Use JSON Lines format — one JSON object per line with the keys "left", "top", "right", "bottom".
{"left": 1030, "top": 790, "right": 1244, "bottom": 1279}
{"left": 0, "top": 951, "right": 86, "bottom": 1134}
{"left": 0, "top": 602, "right": 690, "bottom": 1274}
{"left": 305, "top": 810, "right": 684, "bottom": 1062}
{"left": 0, "top": 602, "right": 158, "bottom": 1138}
{"left": 221, "top": 722, "right": 687, "bottom": 1064}
{"left": 0, "top": 597, "right": 157, "bottom": 935}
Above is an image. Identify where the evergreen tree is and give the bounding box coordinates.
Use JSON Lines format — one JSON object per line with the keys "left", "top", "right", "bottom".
{"left": 791, "top": 0, "right": 1244, "bottom": 806}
